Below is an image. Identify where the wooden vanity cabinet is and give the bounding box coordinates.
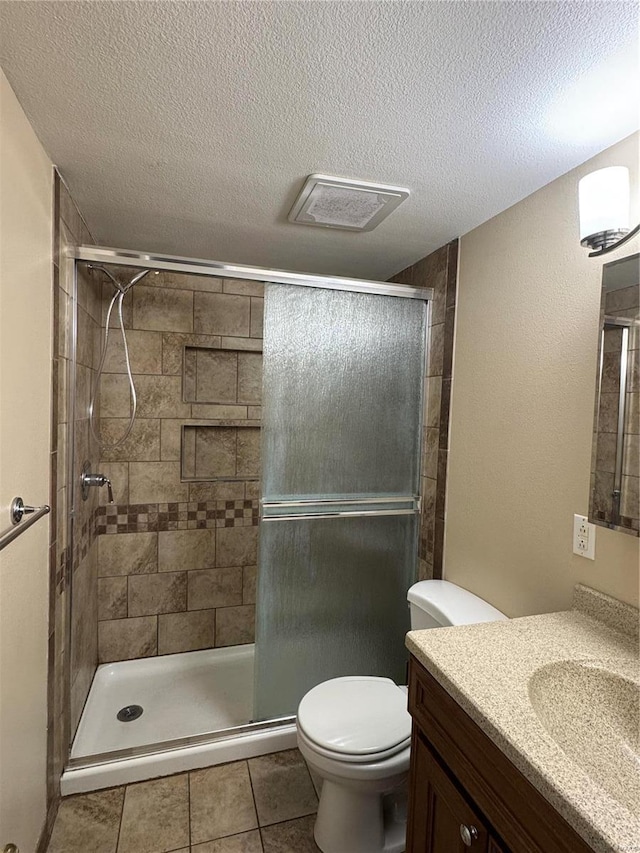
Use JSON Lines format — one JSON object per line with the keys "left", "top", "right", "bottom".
{"left": 406, "top": 657, "right": 593, "bottom": 853}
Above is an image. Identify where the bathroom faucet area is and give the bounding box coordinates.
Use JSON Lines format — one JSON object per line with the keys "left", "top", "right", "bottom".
{"left": 0, "top": 3, "right": 638, "bottom": 853}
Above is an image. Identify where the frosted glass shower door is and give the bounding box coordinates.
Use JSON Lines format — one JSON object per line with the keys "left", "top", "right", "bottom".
{"left": 255, "top": 284, "right": 427, "bottom": 721}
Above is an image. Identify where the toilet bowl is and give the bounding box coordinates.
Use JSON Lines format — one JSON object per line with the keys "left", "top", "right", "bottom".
{"left": 297, "top": 676, "right": 411, "bottom": 853}
{"left": 296, "top": 580, "right": 507, "bottom": 853}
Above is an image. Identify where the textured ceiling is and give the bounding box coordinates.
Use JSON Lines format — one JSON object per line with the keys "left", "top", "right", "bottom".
{"left": 0, "top": 1, "right": 638, "bottom": 279}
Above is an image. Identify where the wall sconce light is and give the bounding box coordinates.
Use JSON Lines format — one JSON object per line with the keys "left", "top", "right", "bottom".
{"left": 579, "top": 166, "right": 639, "bottom": 257}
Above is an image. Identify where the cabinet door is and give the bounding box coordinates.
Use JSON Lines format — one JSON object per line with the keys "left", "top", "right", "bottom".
{"left": 407, "top": 731, "right": 490, "bottom": 853}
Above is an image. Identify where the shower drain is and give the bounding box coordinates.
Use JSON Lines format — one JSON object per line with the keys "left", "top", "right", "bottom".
{"left": 117, "top": 704, "right": 143, "bottom": 722}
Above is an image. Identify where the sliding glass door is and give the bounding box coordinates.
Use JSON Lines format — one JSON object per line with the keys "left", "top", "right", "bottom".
{"left": 255, "top": 284, "right": 427, "bottom": 720}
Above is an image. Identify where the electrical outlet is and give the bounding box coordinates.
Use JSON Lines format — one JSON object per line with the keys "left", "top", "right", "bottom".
{"left": 573, "top": 514, "right": 596, "bottom": 560}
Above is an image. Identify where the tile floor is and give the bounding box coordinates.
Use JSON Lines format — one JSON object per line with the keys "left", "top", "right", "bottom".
{"left": 47, "top": 749, "right": 321, "bottom": 853}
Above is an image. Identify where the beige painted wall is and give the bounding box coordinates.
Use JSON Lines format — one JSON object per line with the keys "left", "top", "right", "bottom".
{"left": 446, "top": 132, "right": 639, "bottom": 616}
{"left": 0, "top": 69, "right": 53, "bottom": 849}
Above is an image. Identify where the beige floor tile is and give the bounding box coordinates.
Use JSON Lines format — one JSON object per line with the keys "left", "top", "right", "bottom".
{"left": 192, "top": 829, "right": 263, "bottom": 852}
{"left": 117, "top": 774, "right": 189, "bottom": 853}
{"left": 47, "top": 787, "right": 124, "bottom": 853}
{"left": 248, "top": 749, "right": 318, "bottom": 827}
{"left": 190, "top": 761, "right": 258, "bottom": 844}
{"left": 260, "top": 816, "right": 320, "bottom": 852}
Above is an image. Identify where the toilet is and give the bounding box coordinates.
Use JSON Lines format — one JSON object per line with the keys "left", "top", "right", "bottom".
{"left": 296, "top": 580, "right": 507, "bottom": 853}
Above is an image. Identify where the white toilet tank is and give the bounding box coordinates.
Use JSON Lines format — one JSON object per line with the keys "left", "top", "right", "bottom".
{"left": 407, "top": 580, "right": 507, "bottom": 629}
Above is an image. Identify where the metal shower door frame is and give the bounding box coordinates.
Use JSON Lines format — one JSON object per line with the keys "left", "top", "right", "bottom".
{"left": 66, "top": 245, "right": 432, "bottom": 769}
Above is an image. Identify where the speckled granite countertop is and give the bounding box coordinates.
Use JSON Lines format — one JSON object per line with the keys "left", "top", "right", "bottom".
{"left": 405, "top": 585, "right": 640, "bottom": 853}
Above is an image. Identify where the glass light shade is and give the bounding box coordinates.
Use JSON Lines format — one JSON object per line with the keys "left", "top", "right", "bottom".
{"left": 579, "top": 166, "right": 630, "bottom": 241}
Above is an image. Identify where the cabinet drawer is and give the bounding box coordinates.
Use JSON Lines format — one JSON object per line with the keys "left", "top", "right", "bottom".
{"left": 408, "top": 657, "right": 593, "bottom": 853}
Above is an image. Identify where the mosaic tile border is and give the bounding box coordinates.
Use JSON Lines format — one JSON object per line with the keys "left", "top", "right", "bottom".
{"left": 96, "top": 499, "right": 260, "bottom": 534}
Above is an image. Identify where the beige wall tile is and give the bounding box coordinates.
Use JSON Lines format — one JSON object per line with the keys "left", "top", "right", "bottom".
{"left": 195, "top": 427, "right": 237, "bottom": 478}
{"left": 129, "top": 461, "right": 189, "bottom": 503}
{"left": 98, "top": 616, "right": 157, "bottom": 662}
{"left": 98, "top": 531, "right": 158, "bottom": 577}
{"left": 149, "top": 271, "right": 223, "bottom": 293}
{"left": 182, "top": 424, "right": 197, "bottom": 478}
{"left": 100, "top": 373, "right": 133, "bottom": 418}
{"left": 621, "top": 474, "right": 639, "bottom": 519}
{"left": 184, "top": 347, "right": 197, "bottom": 399}
{"left": 101, "top": 329, "right": 163, "bottom": 375}
{"left": 217, "top": 526, "right": 258, "bottom": 567}
{"left": 425, "top": 377, "right": 442, "bottom": 430}
{"left": 189, "top": 481, "right": 247, "bottom": 502}
{"left": 223, "top": 279, "right": 265, "bottom": 297}
{"left": 250, "top": 298, "right": 264, "bottom": 339}
{"left": 221, "top": 337, "right": 262, "bottom": 352}
{"left": 75, "top": 363, "right": 92, "bottom": 420}
{"left": 118, "top": 774, "right": 189, "bottom": 853}
{"left": 237, "top": 428, "right": 261, "bottom": 478}
{"left": 247, "top": 406, "right": 262, "bottom": 420}
{"left": 98, "top": 576, "right": 128, "bottom": 620}
{"left": 161, "top": 418, "right": 183, "bottom": 461}
{"left": 135, "top": 374, "right": 191, "bottom": 418}
{"left": 248, "top": 750, "right": 317, "bottom": 826}
{"left": 191, "top": 403, "right": 248, "bottom": 420}
{"left": 237, "top": 353, "right": 262, "bottom": 405}
{"left": 128, "top": 572, "right": 187, "bottom": 617}
{"left": 98, "top": 461, "right": 129, "bottom": 504}
{"left": 427, "top": 321, "right": 444, "bottom": 377}
{"left": 100, "top": 418, "right": 161, "bottom": 462}
{"left": 242, "top": 565, "right": 257, "bottom": 605}
{"left": 158, "top": 609, "right": 215, "bottom": 654}
{"left": 76, "top": 305, "right": 95, "bottom": 369}
{"left": 159, "top": 528, "right": 216, "bottom": 572}
{"left": 196, "top": 349, "right": 238, "bottom": 403}
{"left": 215, "top": 605, "right": 255, "bottom": 647}
{"left": 188, "top": 567, "right": 243, "bottom": 610}
{"left": 133, "top": 285, "right": 194, "bottom": 332}
{"left": 623, "top": 431, "right": 639, "bottom": 476}
{"left": 162, "top": 332, "right": 222, "bottom": 375}
{"left": 70, "top": 547, "right": 98, "bottom": 731}
{"left": 190, "top": 762, "right": 258, "bottom": 844}
{"left": 195, "top": 292, "right": 251, "bottom": 337}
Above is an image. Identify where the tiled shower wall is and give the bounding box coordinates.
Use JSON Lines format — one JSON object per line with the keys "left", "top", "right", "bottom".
{"left": 389, "top": 239, "right": 459, "bottom": 580}
{"left": 91, "top": 270, "right": 264, "bottom": 662}
{"left": 591, "top": 280, "right": 640, "bottom": 530}
{"left": 46, "top": 173, "right": 98, "bottom": 841}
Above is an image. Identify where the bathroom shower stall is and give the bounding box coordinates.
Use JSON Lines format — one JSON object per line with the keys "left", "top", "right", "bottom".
{"left": 62, "top": 246, "right": 431, "bottom": 793}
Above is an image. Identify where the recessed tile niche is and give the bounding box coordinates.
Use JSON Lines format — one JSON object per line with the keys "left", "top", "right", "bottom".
{"left": 182, "top": 343, "right": 262, "bottom": 482}
{"left": 182, "top": 423, "right": 261, "bottom": 482}
{"left": 183, "top": 345, "right": 262, "bottom": 406}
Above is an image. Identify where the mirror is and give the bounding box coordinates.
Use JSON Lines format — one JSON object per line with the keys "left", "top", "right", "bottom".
{"left": 590, "top": 253, "right": 639, "bottom": 535}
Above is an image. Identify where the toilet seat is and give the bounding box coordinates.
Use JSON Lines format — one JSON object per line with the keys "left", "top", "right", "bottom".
{"left": 297, "top": 676, "right": 411, "bottom": 763}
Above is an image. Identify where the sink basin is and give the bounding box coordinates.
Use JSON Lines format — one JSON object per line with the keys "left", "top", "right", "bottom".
{"left": 528, "top": 659, "right": 640, "bottom": 817}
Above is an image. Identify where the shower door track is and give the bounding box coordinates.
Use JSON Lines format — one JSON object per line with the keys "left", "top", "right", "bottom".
{"left": 66, "top": 714, "right": 295, "bottom": 771}
{"left": 74, "top": 245, "right": 434, "bottom": 301}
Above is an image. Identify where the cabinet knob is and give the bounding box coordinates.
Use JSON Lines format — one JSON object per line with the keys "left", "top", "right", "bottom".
{"left": 3, "top": 845, "right": 19, "bottom": 853}
{"left": 460, "top": 824, "right": 478, "bottom": 846}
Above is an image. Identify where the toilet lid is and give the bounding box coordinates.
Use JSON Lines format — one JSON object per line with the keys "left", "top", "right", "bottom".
{"left": 297, "top": 676, "right": 411, "bottom": 756}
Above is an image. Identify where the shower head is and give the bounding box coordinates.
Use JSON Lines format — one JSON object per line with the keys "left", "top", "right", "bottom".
{"left": 123, "top": 268, "right": 150, "bottom": 292}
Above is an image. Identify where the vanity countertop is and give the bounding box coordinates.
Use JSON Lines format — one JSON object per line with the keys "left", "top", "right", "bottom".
{"left": 405, "top": 584, "right": 640, "bottom": 853}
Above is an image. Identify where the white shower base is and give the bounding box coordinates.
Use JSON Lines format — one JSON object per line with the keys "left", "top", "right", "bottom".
{"left": 61, "top": 644, "right": 296, "bottom": 795}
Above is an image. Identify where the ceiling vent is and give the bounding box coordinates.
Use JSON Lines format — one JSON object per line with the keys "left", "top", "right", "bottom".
{"left": 288, "top": 174, "right": 409, "bottom": 232}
